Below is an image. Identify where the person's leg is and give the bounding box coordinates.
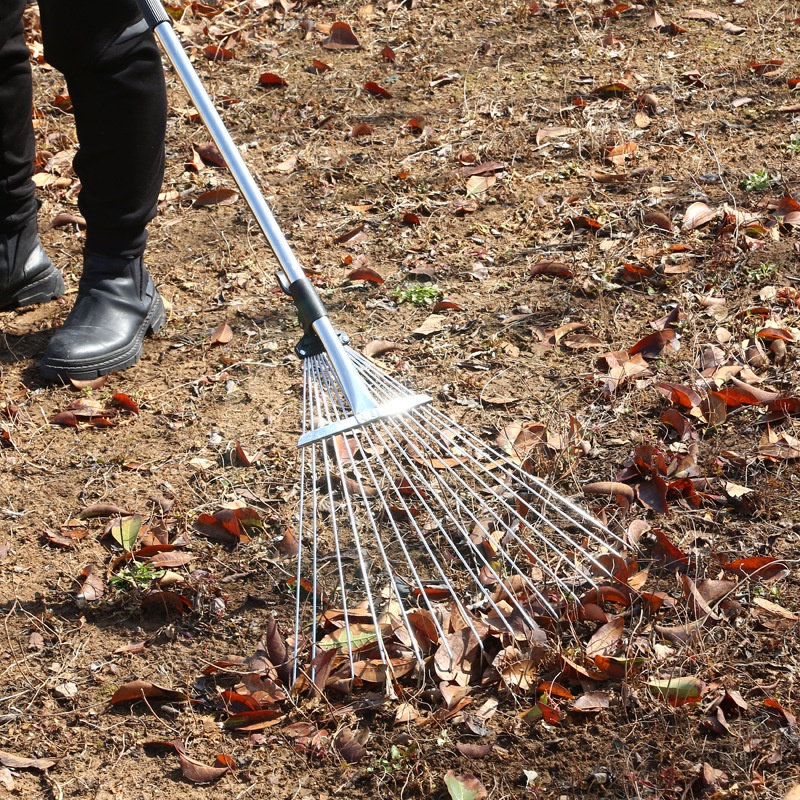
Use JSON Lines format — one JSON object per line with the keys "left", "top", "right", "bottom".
{"left": 0, "top": 0, "right": 64, "bottom": 310}
{"left": 37, "top": 0, "right": 167, "bottom": 381}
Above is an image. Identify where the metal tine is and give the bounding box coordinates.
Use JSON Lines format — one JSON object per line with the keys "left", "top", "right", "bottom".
{"left": 348, "top": 361, "right": 630, "bottom": 603}
{"left": 348, "top": 349, "right": 629, "bottom": 557}
{"left": 292, "top": 367, "right": 311, "bottom": 684}
{"left": 302, "top": 359, "right": 339, "bottom": 678}
{"left": 372, "top": 414, "right": 575, "bottom": 610}
{"left": 310, "top": 353, "right": 557, "bottom": 645}
{"left": 298, "top": 346, "right": 633, "bottom": 682}
{"left": 306, "top": 354, "right": 495, "bottom": 670}
{"left": 308, "top": 356, "right": 400, "bottom": 672}
{"left": 383, "top": 409, "right": 606, "bottom": 592}
{"left": 311, "top": 354, "right": 481, "bottom": 673}
{"left": 326, "top": 353, "right": 607, "bottom": 599}
{"left": 342, "top": 420, "right": 494, "bottom": 668}
{"left": 330, "top": 424, "right": 453, "bottom": 670}
{"left": 355, "top": 386, "right": 601, "bottom": 593}
{"left": 307, "top": 355, "right": 372, "bottom": 675}
{"left": 302, "top": 356, "right": 353, "bottom": 673}
{"left": 365, "top": 417, "right": 553, "bottom": 631}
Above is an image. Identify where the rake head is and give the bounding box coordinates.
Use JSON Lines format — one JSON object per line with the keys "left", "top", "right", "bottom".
{"left": 134, "top": 0, "right": 629, "bottom": 688}
{"left": 291, "top": 347, "right": 630, "bottom": 685}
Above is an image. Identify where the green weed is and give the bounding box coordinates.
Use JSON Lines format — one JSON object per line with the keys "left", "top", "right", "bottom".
{"left": 741, "top": 168, "right": 778, "bottom": 191}
{"left": 782, "top": 134, "right": 800, "bottom": 154}
{"left": 391, "top": 284, "right": 441, "bottom": 306}
{"left": 745, "top": 262, "right": 778, "bottom": 283}
{"left": 109, "top": 561, "right": 164, "bottom": 593}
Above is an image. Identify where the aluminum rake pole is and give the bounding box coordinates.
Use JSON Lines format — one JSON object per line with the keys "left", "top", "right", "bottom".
{"left": 136, "top": 1, "right": 432, "bottom": 434}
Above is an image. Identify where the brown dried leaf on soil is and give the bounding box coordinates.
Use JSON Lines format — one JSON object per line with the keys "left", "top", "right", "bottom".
{"left": 572, "top": 691, "right": 610, "bottom": 712}
{"left": 347, "top": 266, "right": 384, "bottom": 284}
{"left": 75, "top": 565, "right": 105, "bottom": 602}
{"left": 222, "top": 709, "right": 285, "bottom": 731}
{"left": 720, "top": 556, "right": 790, "bottom": 582}
{"left": 321, "top": 21, "right": 360, "bottom": 49}
{"left": 585, "top": 617, "right": 624, "bottom": 658}
{"left": 682, "top": 201, "right": 718, "bottom": 229}
{"left": 334, "top": 728, "right": 369, "bottom": 763}
{"left": 759, "top": 429, "right": 800, "bottom": 461}
{"left": 751, "top": 597, "right": 799, "bottom": 630}
{"left": 192, "top": 188, "right": 239, "bottom": 208}
{"left": 210, "top": 321, "right": 234, "bottom": 345}
{"left": 259, "top": 72, "right": 287, "bottom": 87}
{"left": 178, "top": 751, "right": 235, "bottom": 783}
{"left": 109, "top": 680, "right": 190, "bottom": 705}
{"left": 0, "top": 751, "right": 60, "bottom": 771}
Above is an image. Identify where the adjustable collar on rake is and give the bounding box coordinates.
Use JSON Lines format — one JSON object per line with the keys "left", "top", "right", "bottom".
{"left": 278, "top": 271, "right": 332, "bottom": 360}
{"left": 279, "top": 271, "right": 432, "bottom": 446}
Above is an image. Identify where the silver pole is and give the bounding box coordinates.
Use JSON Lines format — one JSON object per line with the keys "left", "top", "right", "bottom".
{"left": 153, "top": 24, "right": 307, "bottom": 285}
{"left": 149, "top": 17, "right": 432, "bottom": 438}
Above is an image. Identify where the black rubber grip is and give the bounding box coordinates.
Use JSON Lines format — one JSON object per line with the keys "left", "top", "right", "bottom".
{"left": 288, "top": 277, "right": 328, "bottom": 333}
{"left": 136, "top": 0, "right": 171, "bottom": 28}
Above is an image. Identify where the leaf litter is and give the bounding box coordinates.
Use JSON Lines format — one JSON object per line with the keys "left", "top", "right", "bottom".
{"left": 5, "top": 0, "right": 800, "bottom": 796}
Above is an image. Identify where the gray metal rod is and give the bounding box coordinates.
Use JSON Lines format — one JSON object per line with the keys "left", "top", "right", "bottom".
{"left": 152, "top": 21, "right": 306, "bottom": 284}
{"left": 147, "top": 14, "right": 382, "bottom": 416}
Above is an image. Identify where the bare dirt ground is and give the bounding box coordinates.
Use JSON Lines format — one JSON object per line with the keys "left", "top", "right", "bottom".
{"left": 0, "top": 0, "right": 799, "bottom": 797}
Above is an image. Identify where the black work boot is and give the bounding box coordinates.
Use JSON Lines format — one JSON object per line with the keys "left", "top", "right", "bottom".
{"left": 0, "top": 217, "right": 65, "bottom": 311}
{"left": 39, "top": 252, "right": 166, "bottom": 381}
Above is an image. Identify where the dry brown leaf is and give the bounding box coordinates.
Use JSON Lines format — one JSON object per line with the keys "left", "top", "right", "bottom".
{"left": 642, "top": 210, "right": 673, "bottom": 231}
{"left": 321, "top": 21, "right": 361, "bottom": 49}
{"left": 465, "top": 174, "right": 496, "bottom": 196}
{"left": 535, "top": 126, "right": 579, "bottom": 145}
{"left": 683, "top": 201, "right": 718, "bottom": 230}
{"left": 178, "top": 752, "right": 233, "bottom": 783}
{"left": 585, "top": 617, "right": 624, "bottom": 658}
{"left": 75, "top": 565, "right": 105, "bottom": 602}
{"left": 572, "top": 691, "right": 610, "bottom": 712}
{"left": 752, "top": 597, "right": 799, "bottom": 630}
{"left": 606, "top": 141, "right": 638, "bottom": 165}
{"left": 684, "top": 8, "right": 722, "bottom": 20}
{"left": 434, "top": 626, "right": 483, "bottom": 685}
{"left": 759, "top": 429, "right": 800, "bottom": 461}
{"left": 110, "top": 680, "right": 190, "bottom": 705}
{"left": 210, "top": 321, "right": 233, "bottom": 345}
{"left": 192, "top": 188, "right": 239, "bottom": 208}
{"left": 334, "top": 728, "right": 368, "bottom": 763}
{"left": 412, "top": 314, "right": 446, "bottom": 338}
{"left": 0, "top": 751, "right": 59, "bottom": 771}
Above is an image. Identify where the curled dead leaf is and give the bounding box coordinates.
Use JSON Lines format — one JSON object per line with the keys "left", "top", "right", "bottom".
{"left": 0, "top": 751, "right": 59, "bottom": 771}
{"left": 178, "top": 752, "right": 234, "bottom": 783}
{"left": 321, "top": 21, "right": 361, "bottom": 49}
{"left": 683, "top": 201, "right": 718, "bottom": 230}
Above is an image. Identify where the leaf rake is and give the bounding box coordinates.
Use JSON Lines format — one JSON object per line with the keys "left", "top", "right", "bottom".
{"left": 138, "top": 0, "right": 630, "bottom": 684}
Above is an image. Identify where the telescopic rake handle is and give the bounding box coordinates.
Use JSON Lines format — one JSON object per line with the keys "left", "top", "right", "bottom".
{"left": 136, "top": 0, "right": 430, "bottom": 433}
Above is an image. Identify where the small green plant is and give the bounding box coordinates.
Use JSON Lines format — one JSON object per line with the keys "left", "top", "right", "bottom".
{"left": 741, "top": 168, "right": 778, "bottom": 191}
{"left": 783, "top": 133, "right": 800, "bottom": 154}
{"left": 391, "top": 283, "right": 441, "bottom": 306}
{"left": 745, "top": 261, "right": 778, "bottom": 283}
{"left": 109, "top": 561, "right": 164, "bottom": 593}
{"left": 366, "top": 742, "right": 419, "bottom": 775}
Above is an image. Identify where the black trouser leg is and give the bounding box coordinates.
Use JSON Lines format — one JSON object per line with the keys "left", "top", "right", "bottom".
{"left": 0, "top": 0, "right": 38, "bottom": 234}
{"left": 0, "top": 2, "right": 64, "bottom": 310}
{"left": 39, "top": 0, "right": 167, "bottom": 258}
{"left": 35, "top": 1, "right": 168, "bottom": 379}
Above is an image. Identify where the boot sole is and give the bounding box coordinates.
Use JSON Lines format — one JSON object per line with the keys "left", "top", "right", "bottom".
{"left": 39, "top": 293, "right": 167, "bottom": 382}
{"left": 0, "top": 267, "right": 66, "bottom": 312}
